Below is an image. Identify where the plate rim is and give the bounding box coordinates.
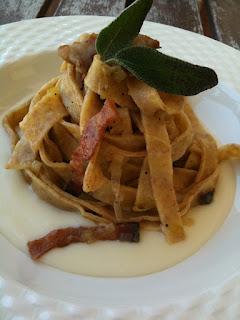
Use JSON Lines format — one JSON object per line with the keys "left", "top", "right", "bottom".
{"left": 1, "top": 15, "right": 240, "bottom": 319}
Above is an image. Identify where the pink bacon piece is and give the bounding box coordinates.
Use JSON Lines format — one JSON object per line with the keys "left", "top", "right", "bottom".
{"left": 28, "top": 223, "right": 139, "bottom": 260}
{"left": 70, "top": 99, "right": 118, "bottom": 187}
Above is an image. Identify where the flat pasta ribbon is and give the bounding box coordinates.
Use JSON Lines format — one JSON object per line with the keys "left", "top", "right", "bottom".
{"left": 3, "top": 33, "right": 239, "bottom": 258}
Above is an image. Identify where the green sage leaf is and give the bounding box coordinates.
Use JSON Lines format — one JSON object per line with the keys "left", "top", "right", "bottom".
{"left": 96, "top": 0, "right": 152, "bottom": 61}
{"left": 108, "top": 46, "right": 218, "bottom": 96}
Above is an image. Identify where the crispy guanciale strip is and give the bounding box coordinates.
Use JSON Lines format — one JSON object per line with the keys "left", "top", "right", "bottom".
{"left": 70, "top": 99, "right": 118, "bottom": 186}
{"left": 28, "top": 223, "right": 139, "bottom": 260}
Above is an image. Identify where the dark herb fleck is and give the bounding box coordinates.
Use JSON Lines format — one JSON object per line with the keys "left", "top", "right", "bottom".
{"left": 118, "top": 222, "right": 140, "bottom": 242}
{"left": 199, "top": 190, "right": 215, "bottom": 205}
{"left": 105, "top": 126, "right": 113, "bottom": 133}
{"left": 173, "top": 152, "right": 189, "bottom": 168}
{"left": 65, "top": 181, "right": 82, "bottom": 197}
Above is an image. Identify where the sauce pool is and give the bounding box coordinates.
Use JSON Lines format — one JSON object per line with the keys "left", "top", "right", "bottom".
{"left": 0, "top": 124, "right": 236, "bottom": 277}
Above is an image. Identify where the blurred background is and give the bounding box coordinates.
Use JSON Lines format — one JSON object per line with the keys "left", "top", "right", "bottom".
{"left": 0, "top": 0, "right": 239, "bottom": 49}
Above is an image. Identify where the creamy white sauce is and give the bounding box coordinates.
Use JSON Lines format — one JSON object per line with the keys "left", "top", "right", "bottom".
{"left": 0, "top": 119, "right": 236, "bottom": 277}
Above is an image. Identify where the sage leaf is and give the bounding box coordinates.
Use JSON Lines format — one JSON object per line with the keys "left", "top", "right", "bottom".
{"left": 109, "top": 46, "right": 218, "bottom": 96}
{"left": 96, "top": 0, "right": 152, "bottom": 61}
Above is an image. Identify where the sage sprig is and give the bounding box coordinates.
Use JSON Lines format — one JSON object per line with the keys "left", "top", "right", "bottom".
{"left": 108, "top": 46, "right": 218, "bottom": 96}
{"left": 96, "top": 0, "right": 218, "bottom": 96}
{"left": 96, "top": 0, "right": 153, "bottom": 61}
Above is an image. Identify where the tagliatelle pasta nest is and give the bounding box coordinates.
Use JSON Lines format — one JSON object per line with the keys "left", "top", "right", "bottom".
{"left": 2, "top": 33, "right": 240, "bottom": 258}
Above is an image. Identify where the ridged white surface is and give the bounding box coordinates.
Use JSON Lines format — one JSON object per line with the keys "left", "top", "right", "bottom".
{"left": 2, "top": 273, "right": 240, "bottom": 319}
{"left": 1, "top": 16, "right": 240, "bottom": 319}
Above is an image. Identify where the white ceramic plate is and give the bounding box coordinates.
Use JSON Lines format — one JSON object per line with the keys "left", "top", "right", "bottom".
{"left": 1, "top": 16, "right": 240, "bottom": 320}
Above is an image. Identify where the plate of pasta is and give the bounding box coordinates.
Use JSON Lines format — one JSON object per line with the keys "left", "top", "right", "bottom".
{"left": 1, "top": 5, "right": 240, "bottom": 319}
